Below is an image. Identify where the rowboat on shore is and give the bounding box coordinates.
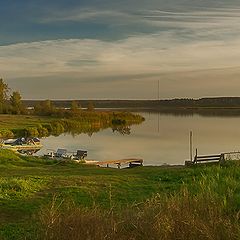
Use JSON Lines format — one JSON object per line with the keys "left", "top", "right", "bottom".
{"left": 0, "top": 137, "right": 43, "bottom": 154}
{"left": 44, "top": 148, "right": 88, "bottom": 161}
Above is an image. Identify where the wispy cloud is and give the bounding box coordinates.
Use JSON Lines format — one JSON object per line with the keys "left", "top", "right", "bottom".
{"left": 40, "top": 6, "right": 240, "bottom": 42}
{"left": 41, "top": 8, "right": 136, "bottom": 24}
{"left": 2, "top": 2, "right": 240, "bottom": 99}
{"left": 1, "top": 33, "right": 240, "bottom": 80}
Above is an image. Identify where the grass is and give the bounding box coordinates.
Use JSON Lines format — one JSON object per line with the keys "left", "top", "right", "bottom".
{"left": 0, "top": 115, "right": 56, "bottom": 130}
{"left": 0, "top": 150, "right": 239, "bottom": 239}
{"left": 0, "top": 112, "right": 144, "bottom": 137}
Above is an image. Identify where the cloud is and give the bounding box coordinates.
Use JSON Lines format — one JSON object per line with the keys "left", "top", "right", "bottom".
{"left": 1, "top": 34, "right": 240, "bottom": 79}
{"left": 41, "top": 8, "right": 135, "bottom": 23}
{"left": 2, "top": 3, "right": 240, "bottom": 99}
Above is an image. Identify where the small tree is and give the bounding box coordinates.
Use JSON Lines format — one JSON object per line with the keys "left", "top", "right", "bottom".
{"left": 70, "top": 100, "right": 80, "bottom": 116}
{"left": 42, "top": 100, "right": 54, "bottom": 114}
{"left": 34, "top": 100, "right": 56, "bottom": 116}
{"left": 10, "top": 91, "right": 23, "bottom": 114}
{"left": 0, "top": 78, "right": 10, "bottom": 113}
{"left": 87, "top": 101, "right": 95, "bottom": 111}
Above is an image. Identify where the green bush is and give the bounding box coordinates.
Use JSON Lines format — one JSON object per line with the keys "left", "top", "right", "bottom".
{"left": 24, "top": 127, "right": 39, "bottom": 137}
{"left": 51, "top": 121, "right": 65, "bottom": 136}
{"left": 0, "top": 129, "right": 14, "bottom": 138}
{"left": 42, "top": 123, "right": 53, "bottom": 133}
{"left": 37, "top": 125, "right": 49, "bottom": 137}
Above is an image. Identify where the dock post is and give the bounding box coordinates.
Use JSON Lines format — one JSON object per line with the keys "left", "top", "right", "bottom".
{"left": 107, "top": 164, "right": 109, "bottom": 168}
{"left": 220, "top": 154, "right": 225, "bottom": 164}
{"left": 194, "top": 148, "right": 198, "bottom": 164}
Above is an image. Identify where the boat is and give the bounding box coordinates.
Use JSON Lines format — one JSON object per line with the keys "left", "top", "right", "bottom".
{"left": 0, "top": 137, "right": 43, "bottom": 154}
{"left": 44, "top": 149, "right": 87, "bottom": 161}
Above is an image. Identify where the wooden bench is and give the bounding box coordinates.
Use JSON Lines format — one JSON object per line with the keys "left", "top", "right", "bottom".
{"left": 194, "top": 154, "right": 225, "bottom": 164}
{"left": 185, "top": 149, "right": 225, "bottom": 166}
{"left": 193, "top": 148, "right": 225, "bottom": 164}
{"left": 74, "top": 150, "right": 87, "bottom": 160}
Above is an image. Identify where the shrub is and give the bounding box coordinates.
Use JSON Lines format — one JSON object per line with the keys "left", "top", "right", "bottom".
{"left": 25, "top": 127, "right": 39, "bottom": 137}
{"left": 42, "top": 123, "right": 53, "bottom": 133}
{"left": 0, "top": 129, "right": 14, "bottom": 138}
{"left": 37, "top": 125, "right": 49, "bottom": 137}
{"left": 51, "top": 122, "right": 65, "bottom": 136}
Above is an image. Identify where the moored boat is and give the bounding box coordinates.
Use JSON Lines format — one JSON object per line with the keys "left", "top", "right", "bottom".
{"left": 0, "top": 137, "right": 43, "bottom": 154}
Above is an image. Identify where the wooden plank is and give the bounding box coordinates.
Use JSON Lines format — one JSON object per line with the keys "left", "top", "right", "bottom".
{"left": 196, "top": 158, "right": 220, "bottom": 162}
{"left": 196, "top": 155, "right": 221, "bottom": 159}
{"left": 97, "top": 158, "right": 143, "bottom": 166}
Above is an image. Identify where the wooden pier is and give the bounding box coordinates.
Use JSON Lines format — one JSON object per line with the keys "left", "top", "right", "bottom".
{"left": 96, "top": 158, "right": 143, "bottom": 169}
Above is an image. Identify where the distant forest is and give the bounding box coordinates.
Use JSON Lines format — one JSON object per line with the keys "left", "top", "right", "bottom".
{"left": 23, "top": 97, "right": 240, "bottom": 109}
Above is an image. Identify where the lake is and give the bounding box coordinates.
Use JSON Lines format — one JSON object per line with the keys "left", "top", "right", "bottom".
{"left": 38, "top": 111, "right": 240, "bottom": 166}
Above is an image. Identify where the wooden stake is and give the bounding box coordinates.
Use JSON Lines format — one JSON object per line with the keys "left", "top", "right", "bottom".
{"left": 190, "top": 131, "right": 193, "bottom": 161}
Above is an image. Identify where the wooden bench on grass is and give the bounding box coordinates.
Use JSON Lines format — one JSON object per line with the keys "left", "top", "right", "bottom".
{"left": 194, "top": 153, "right": 225, "bottom": 164}
{"left": 185, "top": 149, "right": 225, "bottom": 166}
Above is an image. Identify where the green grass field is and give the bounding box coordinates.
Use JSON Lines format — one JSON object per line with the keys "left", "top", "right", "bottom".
{"left": 0, "top": 115, "right": 57, "bottom": 129}
{"left": 0, "top": 149, "right": 239, "bottom": 239}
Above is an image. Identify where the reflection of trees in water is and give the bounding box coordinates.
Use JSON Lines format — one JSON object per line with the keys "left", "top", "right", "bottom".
{"left": 21, "top": 113, "right": 144, "bottom": 138}
{"left": 67, "top": 124, "right": 132, "bottom": 137}
{"left": 149, "top": 108, "right": 240, "bottom": 117}
{"left": 112, "top": 125, "right": 131, "bottom": 135}
{"left": 66, "top": 123, "right": 132, "bottom": 137}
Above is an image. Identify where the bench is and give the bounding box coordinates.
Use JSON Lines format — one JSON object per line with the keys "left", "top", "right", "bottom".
{"left": 55, "top": 149, "right": 67, "bottom": 158}
{"left": 194, "top": 154, "right": 225, "bottom": 164}
{"left": 185, "top": 149, "right": 225, "bottom": 166}
{"left": 74, "top": 150, "right": 87, "bottom": 160}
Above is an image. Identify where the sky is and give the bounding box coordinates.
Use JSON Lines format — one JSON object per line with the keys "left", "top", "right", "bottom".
{"left": 0, "top": 0, "right": 240, "bottom": 99}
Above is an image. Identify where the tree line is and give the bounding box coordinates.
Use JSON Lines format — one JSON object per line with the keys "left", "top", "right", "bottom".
{"left": 0, "top": 79, "right": 26, "bottom": 114}
{"left": 0, "top": 78, "right": 95, "bottom": 116}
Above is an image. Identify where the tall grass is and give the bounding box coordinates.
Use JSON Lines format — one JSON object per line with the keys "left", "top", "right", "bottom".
{"left": 0, "top": 177, "right": 46, "bottom": 200}
{"left": 39, "top": 169, "right": 240, "bottom": 240}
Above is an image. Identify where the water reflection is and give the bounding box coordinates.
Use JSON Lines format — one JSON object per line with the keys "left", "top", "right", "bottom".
{"left": 39, "top": 111, "right": 240, "bottom": 166}
{"left": 112, "top": 125, "right": 131, "bottom": 135}
{"left": 147, "top": 108, "right": 240, "bottom": 117}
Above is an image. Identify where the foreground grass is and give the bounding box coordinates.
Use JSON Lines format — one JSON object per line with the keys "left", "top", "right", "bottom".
{"left": 0, "top": 150, "right": 239, "bottom": 239}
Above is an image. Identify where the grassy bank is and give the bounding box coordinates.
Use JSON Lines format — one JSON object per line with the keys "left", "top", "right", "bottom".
{"left": 0, "top": 150, "right": 239, "bottom": 239}
{"left": 0, "top": 112, "right": 144, "bottom": 138}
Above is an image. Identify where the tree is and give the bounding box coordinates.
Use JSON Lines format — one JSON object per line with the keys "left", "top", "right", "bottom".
{"left": 42, "top": 100, "right": 54, "bottom": 114}
{"left": 70, "top": 100, "right": 80, "bottom": 116}
{"left": 0, "top": 78, "right": 9, "bottom": 113}
{"left": 10, "top": 91, "right": 23, "bottom": 114}
{"left": 34, "top": 100, "right": 56, "bottom": 116}
{"left": 87, "top": 101, "right": 95, "bottom": 111}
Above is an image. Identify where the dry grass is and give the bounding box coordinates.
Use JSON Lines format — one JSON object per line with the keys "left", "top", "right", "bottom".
{"left": 39, "top": 187, "right": 240, "bottom": 240}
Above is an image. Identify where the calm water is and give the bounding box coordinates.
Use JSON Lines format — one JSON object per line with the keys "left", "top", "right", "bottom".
{"left": 38, "top": 112, "right": 240, "bottom": 166}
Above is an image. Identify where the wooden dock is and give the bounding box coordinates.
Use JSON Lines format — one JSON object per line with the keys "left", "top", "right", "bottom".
{"left": 96, "top": 158, "right": 143, "bottom": 169}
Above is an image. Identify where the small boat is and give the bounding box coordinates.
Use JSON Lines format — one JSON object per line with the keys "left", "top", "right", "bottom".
{"left": 44, "top": 149, "right": 87, "bottom": 161}
{"left": 0, "top": 137, "right": 43, "bottom": 154}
